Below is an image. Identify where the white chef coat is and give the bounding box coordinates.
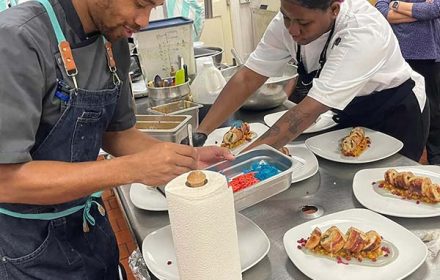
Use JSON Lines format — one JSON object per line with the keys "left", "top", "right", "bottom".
{"left": 245, "top": 0, "right": 426, "bottom": 111}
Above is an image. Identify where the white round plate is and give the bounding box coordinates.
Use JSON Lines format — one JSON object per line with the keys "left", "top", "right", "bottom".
{"left": 129, "top": 183, "right": 167, "bottom": 211}
{"left": 264, "top": 110, "right": 336, "bottom": 134}
{"left": 285, "top": 144, "right": 319, "bottom": 183}
{"left": 283, "top": 209, "right": 427, "bottom": 280}
{"left": 204, "top": 122, "right": 269, "bottom": 155}
{"left": 142, "top": 213, "right": 270, "bottom": 280}
{"left": 305, "top": 127, "right": 403, "bottom": 164}
{"left": 353, "top": 165, "right": 440, "bottom": 218}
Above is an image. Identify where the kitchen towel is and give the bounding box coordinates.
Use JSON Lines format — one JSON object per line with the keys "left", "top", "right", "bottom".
{"left": 165, "top": 170, "right": 241, "bottom": 280}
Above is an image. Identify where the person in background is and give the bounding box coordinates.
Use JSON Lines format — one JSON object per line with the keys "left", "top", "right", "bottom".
{"left": 187, "top": 0, "right": 429, "bottom": 162}
{"left": 375, "top": 0, "right": 440, "bottom": 165}
{"left": 0, "top": 0, "right": 233, "bottom": 279}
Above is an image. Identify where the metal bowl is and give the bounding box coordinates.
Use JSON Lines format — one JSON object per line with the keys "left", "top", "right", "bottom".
{"left": 147, "top": 79, "right": 191, "bottom": 108}
{"left": 194, "top": 47, "right": 223, "bottom": 67}
{"left": 221, "top": 64, "right": 298, "bottom": 111}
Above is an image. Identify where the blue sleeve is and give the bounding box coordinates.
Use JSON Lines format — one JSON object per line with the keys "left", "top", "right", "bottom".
{"left": 375, "top": 0, "right": 391, "bottom": 18}
{"left": 412, "top": 0, "right": 440, "bottom": 20}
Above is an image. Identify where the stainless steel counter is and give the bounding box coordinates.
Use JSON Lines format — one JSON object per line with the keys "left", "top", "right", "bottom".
{"left": 117, "top": 100, "right": 440, "bottom": 279}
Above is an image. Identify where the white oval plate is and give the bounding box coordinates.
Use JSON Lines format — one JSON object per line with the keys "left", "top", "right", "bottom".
{"left": 204, "top": 122, "right": 269, "bottom": 155}
{"left": 283, "top": 209, "right": 427, "bottom": 280}
{"left": 264, "top": 110, "right": 337, "bottom": 134}
{"left": 129, "top": 183, "right": 167, "bottom": 211}
{"left": 305, "top": 127, "right": 403, "bottom": 164}
{"left": 285, "top": 144, "right": 319, "bottom": 183}
{"left": 353, "top": 165, "right": 440, "bottom": 218}
{"left": 142, "top": 213, "right": 270, "bottom": 280}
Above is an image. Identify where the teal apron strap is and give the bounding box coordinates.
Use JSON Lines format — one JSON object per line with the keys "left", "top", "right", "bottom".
{"left": 36, "top": 0, "right": 79, "bottom": 88}
{"left": 0, "top": 192, "right": 105, "bottom": 232}
{"left": 0, "top": 0, "right": 8, "bottom": 12}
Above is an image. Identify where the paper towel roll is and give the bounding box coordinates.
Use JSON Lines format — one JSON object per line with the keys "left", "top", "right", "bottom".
{"left": 165, "top": 170, "right": 242, "bottom": 280}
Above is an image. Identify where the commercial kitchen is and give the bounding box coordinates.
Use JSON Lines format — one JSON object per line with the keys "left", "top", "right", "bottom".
{"left": 0, "top": 0, "right": 439, "bottom": 280}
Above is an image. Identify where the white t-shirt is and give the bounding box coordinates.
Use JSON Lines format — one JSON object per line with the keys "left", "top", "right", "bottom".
{"left": 245, "top": 0, "right": 426, "bottom": 111}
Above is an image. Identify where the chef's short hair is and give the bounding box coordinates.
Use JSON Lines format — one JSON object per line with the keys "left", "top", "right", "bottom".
{"left": 284, "top": 0, "right": 343, "bottom": 10}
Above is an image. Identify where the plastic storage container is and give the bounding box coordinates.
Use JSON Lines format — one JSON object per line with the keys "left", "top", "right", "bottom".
{"left": 134, "top": 17, "right": 195, "bottom": 82}
{"left": 191, "top": 59, "right": 226, "bottom": 104}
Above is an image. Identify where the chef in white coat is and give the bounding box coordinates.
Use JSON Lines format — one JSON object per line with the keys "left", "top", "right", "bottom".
{"left": 189, "top": 0, "right": 429, "bottom": 161}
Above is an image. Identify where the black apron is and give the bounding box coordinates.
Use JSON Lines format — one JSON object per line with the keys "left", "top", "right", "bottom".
{"left": 288, "top": 25, "right": 429, "bottom": 161}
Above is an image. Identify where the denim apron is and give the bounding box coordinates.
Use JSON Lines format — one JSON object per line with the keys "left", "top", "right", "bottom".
{"left": 288, "top": 25, "right": 429, "bottom": 161}
{"left": 0, "top": 0, "right": 121, "bottom": 279}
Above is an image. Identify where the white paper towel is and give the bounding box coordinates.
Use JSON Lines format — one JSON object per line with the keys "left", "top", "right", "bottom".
{"left": 165, "top": 170, "right": 242, "bottom": 280}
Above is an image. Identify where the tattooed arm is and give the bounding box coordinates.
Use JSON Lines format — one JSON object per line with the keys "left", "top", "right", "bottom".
{"left": 245, "top": 97, "right": 330, "bottom": 150}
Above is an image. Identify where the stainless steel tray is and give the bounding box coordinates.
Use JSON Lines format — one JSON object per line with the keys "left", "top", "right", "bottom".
{"left": 148, "top": 100, "right": 203, "bottom": 129}
{"left": 135, "top": 115, "right": 192, "bottom": 143}
{"left": 207, "top": 145, "right": 297, "bottom": 211}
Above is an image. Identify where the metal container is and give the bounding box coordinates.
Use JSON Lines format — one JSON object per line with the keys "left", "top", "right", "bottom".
{"left": 148, "top": 100, "right": 203, "bottom": 129}
{"left": 221, "top": 64, "right": 298, "bottom": 111}
{"left": 194, "top": 46, "right": 223, "bottom": 67}
{"left": 135, "top": 115, "right": 192, "bottom": 143}
{"left": 147, "top": 79, "right": 191, "bottom": 108}
{"left": 207, "top": 145, "right": 297, "bottom": 211}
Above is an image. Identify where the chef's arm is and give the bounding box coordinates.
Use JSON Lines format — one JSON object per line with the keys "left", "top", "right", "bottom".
{"left": 0, "top": 127, "right": 199, "bottom": 205}
{"left": 102, "top": 126, "right": 160, "bottom": 156}
{"left": 0, "top": 156, "right": 143, "bottom": 205}
{"left": 245, "top": 97, "right": 329, "bottom": 150}
{"left": 197, "top": 66, "right": 268, "bottom": 135}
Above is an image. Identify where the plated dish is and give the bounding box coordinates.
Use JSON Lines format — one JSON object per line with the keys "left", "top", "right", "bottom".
{"left": 299, "top": 226, "right": 396, "bottom": 266}
{"left": 264, "top": 109, "right": 337, "bottom": 134}
{"left": 283, "top": 209, "right": 427, "bottom": 280}
{"left": 220, "top": 120, "right": 256, "bottom": 149}
{"left": 353, "top": 166, "right": 440, "bottom": 218}
{"left": 204, "top": 122, "right": 269, "bottom": 154}
{"left": 142, "top": 213, "right": 270, "bottom": 280}
{"left": 305, "top": 127, "right": 403, "bottom": 164}
{"left": 340, "top": 127, "right": 371, "bottom": 157}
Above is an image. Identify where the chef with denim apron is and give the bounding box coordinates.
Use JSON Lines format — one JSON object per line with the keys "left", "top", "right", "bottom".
{"left": 0, "top": 0, "right": 230, "bottom": 279}
{"left": 193, "top": 0, "right": 429, "bottom": 161}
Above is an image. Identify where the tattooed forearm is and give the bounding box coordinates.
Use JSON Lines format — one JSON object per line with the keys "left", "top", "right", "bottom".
{"left": 244, "top": 97, "right": 327, "bottom": 152}
{"left": 253, "top": 106, "right": 317, "bottom": 149}
{"left": 286, "top": 107, "right": 313, "bottom": 135}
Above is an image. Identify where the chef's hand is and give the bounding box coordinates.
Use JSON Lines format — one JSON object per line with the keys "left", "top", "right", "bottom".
{"left": 196, "top": 146, "right": 235, "bottom": 169}
{"left": 180, "top": 132, "right": 208, "bottom": 147}
{"left": 132, "top": 142, "right": 198, "bottom": 186}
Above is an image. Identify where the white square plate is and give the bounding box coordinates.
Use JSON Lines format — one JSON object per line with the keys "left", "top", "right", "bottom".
{"left": 204, "top": 122, "right": 269, "bottom": 154}
{"left": 285, "top": 144, "right": 319, "bottom": 183}
{"left": 264, "top": 110, "right": 337, "bottom": 133}
{"left": 142, "top": 213, "right": 270, "bottom": 280}
{"left": 283, "top": 209, "right": 427, "bottom": 280}
{"left": 353, "top": 166, "right": 440, "bottom": 218}
{"left": 304, "top": 127, "right": 403, "bottom": 164}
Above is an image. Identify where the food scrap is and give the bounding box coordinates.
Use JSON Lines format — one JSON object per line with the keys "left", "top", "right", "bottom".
{"left": 228, "top": 160, "right": 281, "bottom": 192}
{"left": 229, "top": 173, "right": 260, "bottom": 192}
